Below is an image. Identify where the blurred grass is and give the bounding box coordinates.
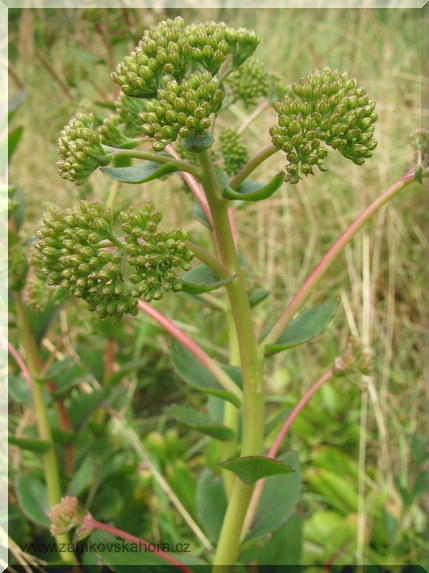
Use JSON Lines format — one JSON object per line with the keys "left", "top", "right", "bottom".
{"left": 8, "top": 6, "right": 427, "bottom": 561}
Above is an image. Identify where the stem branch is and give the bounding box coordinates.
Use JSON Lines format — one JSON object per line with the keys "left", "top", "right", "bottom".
{"left": 263, "top": 169, "right": 417, "bottom": 347}
{"left": 137, "top": 300, "right": 242, "bottom": 403}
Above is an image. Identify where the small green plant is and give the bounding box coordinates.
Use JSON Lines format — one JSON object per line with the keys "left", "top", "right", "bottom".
{"left": 8, "top": 15, "right": 427, "bottom": 571}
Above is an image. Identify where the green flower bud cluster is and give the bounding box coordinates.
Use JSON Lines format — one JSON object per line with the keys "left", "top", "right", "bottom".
{"left": 23, "top": 268, "right": 50, "bottom": 313}
{"left": 219, "top": 129, "right": 249, "bottom": 177}
{"left": 98, "top": 115, "right": 136, "bottom": 149}
{"left": 137, "top": 72, "right": 223, "bottom": 151}
{"left": 98, "top": 95, "right": 147, "bottom": 149}
{"left": 267, "top": 71, "right": 292, "bottom": 104}
{"left": 111, "top": 17, "right": 259, "bottom": 98}
{"left": 270, "top": 66, "right": 378, "bottom": 184}
{"left": 8, "top": 243, "right": 28, "bottom": 285}
{"left": 333, "top": 336, "right": 372, "bottom": 377}
{"left": 63, "top": 60, "right": 87, "bottom": 88}
{"left": 226, "top": 58, "right": 269, "bottom": 108}
{"left": 35, "top": 200, "right": 193, "bottom": 323}
{"left": 57, "top": 113, "right": 112, "bottom": 186}
{"left": 116, "top": 92, "right": 147, "bottom": 138}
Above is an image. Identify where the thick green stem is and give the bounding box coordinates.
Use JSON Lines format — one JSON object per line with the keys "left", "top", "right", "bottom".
{"left": 185, "top": 240, "right": 232, "bottom": 279}
{"left": 12, "top": 294, "right": 77, "bottom": 564}
{"left": 199, "top": 150, "right": 265, "bottom": 569}
{"left": 229, "top": 144, "right": 279, "bottom": 190}
{"left": 221, "top": 306, "right": 240, "bottom": 499}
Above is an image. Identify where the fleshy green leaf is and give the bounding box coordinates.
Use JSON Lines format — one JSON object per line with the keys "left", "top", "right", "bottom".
{"left": 100, "top": 159, "right": 177, "bottom": 183}
{"left": 105, "top": 357, "right": 149, "bottom": 386}
{"left": 15, "top": 474, "right": 50, "bottom": 527}
{"left": 34, "top": 356, "right": 76, "bottom": 383}
{"left": 8, "top": 436, "right": 51, "bottom": 453}
{"left": 196, "top": 469, "right": 228, "bottom": 543}
{"left": 68, "top": 456, "right": 95, "bottom": 496}
{"left": 222, "top": 172, "right": 285, "bottom": 202}
{"left": 8, "top": 376, "right": 33, "bottom": 404}
{"left": 91, "top": 487, "right": 124, "bottom": 521}
{"left": 192, "top": 199, "right": 213, "bottom": 230}
{"left": 249, "top": 289, "right": 270, "bottom": 308}
{"left": 68, "top": 388, "right": 110, "bottom": 431}
{"left": 414, "top": 165, "right": 423, "bottom": 184}
{"left": 180, "top": 264, "right": 236, "bottom": 294}
{"left": 166, "top": 404, "right": 235, "bottom": 441}
{"left": 219, "top": 455, "right": 294, "bottom": 485}
{"left": 256, "top": 513, "right": 303, "bottom": 565}
{"left": 182, "top": 130, "right": 214, "bottom": 152}
{"left": 262, "top": 299, "right": 339, "bottom": 357}
{"left": 246, "top": 451, "right": 302, "bottom": 540}
{"left": 169, "top": 339, "right": 241, "bottom": 407}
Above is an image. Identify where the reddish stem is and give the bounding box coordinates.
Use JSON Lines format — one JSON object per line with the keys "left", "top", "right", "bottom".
{"left": 164, "top": 144, "right": 214, "bottom": 228}
{"left": 104, "top": 338, "right": 115, "bottom": 383}
{"left": 4, "top": 337, "right": 33, "bottom": 389}
{"left": 268, "top": 368, "right": 334, "bottom": 458}
{"left": 87, "top": 518, "right": 195, "bottom": 573}
{"left": 263, "top": 169, "right": 416, "bottom": 346}
{"left": 137, "top": 300, "right": 242, "bottom": 402}
{"left": 5, "top": 335, "right": 76, "bottom": 472}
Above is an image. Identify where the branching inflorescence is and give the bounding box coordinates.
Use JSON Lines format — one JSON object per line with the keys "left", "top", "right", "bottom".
{"left": 270, "top": 66, "right": 378, "bottom": 183}
{"left": 35, "top": 200, "right": 193, "bottom": 322}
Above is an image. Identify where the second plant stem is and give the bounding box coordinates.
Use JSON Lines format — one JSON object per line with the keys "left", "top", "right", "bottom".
{"left": 12, "top": 293, "right": 77, "bottom": 564}
{"left": 198, "top": 150, "right": 265, "bottom": 568}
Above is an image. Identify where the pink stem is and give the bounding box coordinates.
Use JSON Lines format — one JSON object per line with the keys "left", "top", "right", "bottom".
{"left": 165, "top": 144, "right": 214, "bottom": 229}
{"left": 137, "top": 300, "right": 242, "bottom": 402}
{"left": 268, "top": 368, "right": 333, "bottom": 458}
{"left": 263, "top": 169, "right": 416, "bottom": 347}
{"left": 228, "top": 206, "right": 238, "bottom": 251}
{"left": 3, "top": 336, "right": 33, "bottom": 390}
{"left": 242, "top": 368, "right": 334, "bottom": 540}
{"left": 87, "top": 518, "right": 194, "bottom": 573}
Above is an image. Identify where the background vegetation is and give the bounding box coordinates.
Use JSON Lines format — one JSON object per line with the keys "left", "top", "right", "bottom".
{"left": 8, "top": 6, "right": 428, "bottom": 569}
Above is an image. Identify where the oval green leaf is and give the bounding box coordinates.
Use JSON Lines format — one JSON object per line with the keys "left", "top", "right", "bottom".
{"left": 100, "top": 159, "right": 177, "bottom": 183}
{"left": 182, "top": 130, "right": 214, "bottom": 152}
{"left": 256, "top": 513, "right": 303, "bottom": 565}
{"left": 221, "top": 172, "right": 285, "bottom": 202}
{"left": 196, "top": 469, "right": 228, "bottom": 543}
{"left": 262, "top": 299, "right": 339, "bottom": 357}
{"left": 219, "top": 455, "right": 294, "bottom": 485}
{"left": 15, "top": 474, "right": 50, "bottom": 527}
{"left": 180, "top": 264, "right": 236, "bottom": 294}
{"left": 249, "top": 289, "right": 270, "bottom": 308}
{"left": 166, "top": 404, "right": 235, "bottom": 441}
{"left": 9, "top": 436, "right": 51, "bottom": 453}
{"left": 169, "top": 339, "right": 240, "bottom": 407}
{"left": 246, "top": 451, "right": 302, "bottom": 540}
